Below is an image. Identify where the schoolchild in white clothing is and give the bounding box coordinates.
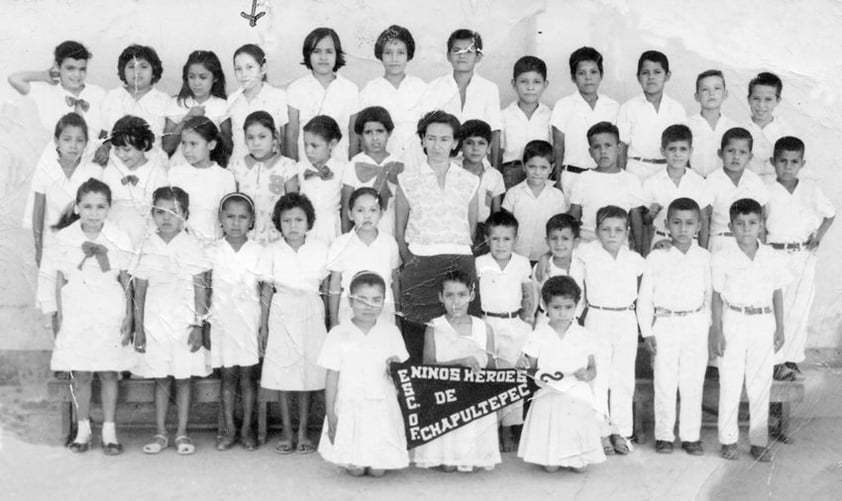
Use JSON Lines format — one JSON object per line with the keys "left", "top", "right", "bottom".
{"left": 458, "top": 119, "right": 505, "bottom": 251}
{"left": 319, "top": 271, "right": 410, "bottom": 477}
{"left": 532, "top": 214, "right": 581, "bottom": 324}
{"left": 745, "top": 72, "right": 795, "bottom": 183}
{"left": 687, "top": 70, "right": 738, "bottom": 178}
{"left": 297, "top": 115, "right": 346, "bottom": 246}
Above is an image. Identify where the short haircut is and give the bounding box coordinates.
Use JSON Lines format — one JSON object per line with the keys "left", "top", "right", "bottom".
{"left": 374, "top": 25, "right": 416, "bottom": 61}
{"left": 233, "top": 44, "right": 268, "bottom": 81}
{"left": 522, "top": 139, "right": 553, "bottom": 164}
{"left": 512, "top": 55, "right": 547, "bottom": 80}
{"left": 748, "top": 71, "right": 783, "bottom": 98}
{"left": 354, "top": 106, "right": 394, "bottom": 135}
{"left": 484, "top": 209, "right": 519, "bottom": 235}
{"left": 541, "top": 275, "right": 582, "bottom": 305}
{"left": 447, "top": 29, "right": 482, "bottom": 53}
{"left": 586, "top": 121, "right": 620, "bottom": 143}
{"left": 273, "top": 192, "right": 316, "bottom": 231}
{"left": 666, "top": 197, "right": 701, "bottom": 220}
{"left": 53, "top": 177, "right": 112, "bottom": 231}
{"left": 54, "top": 41, "right": 91, "bottom": 65}
{"left": 695, "top": 69, "right": 725, "bottom": 92}
{"left": 773, "top": 136, "right": 805, "bottom": 159}
{"left": 117, "top": 44, "right": 163, "bottom": 85}
{"left": 568, "top": 46, "right": 603, "bottom": 78}
{"left": 54, "top": 112, "right": 89, "bottom": 142}
{"left": 349, "top": 270, "right": 387, "bottom": 295}
{"left": 111, "top": 115, "right": 155, "bottom": 152}
{"left": 153, "top": 186, "right": 190, "bottom": 216}
{"left": 729, "top": 197, "right": 763, "bottom": 222}
{"left": 637, "top": 50, "right": 669, "bottom": 74}
{"left": 303, "top": 115, "right": 343, "bottom": 143}
{"left": 458, "top": 119, "right": 492, "bottom": 144}
{"left": 440, "top": 269, "right": 473, "bottom": 292}
{"left": 302, "top": 27, "right": 346, "bottom": 71}
{"left": 720, "top": 127, "right": 753, "bottom": 151}
{"left": 546, "top": 213, "right": 581, "bottom": 239}
{"left": 661, "top": 124, "right": 693, "bottom": 148}
{"left": 595, "top": 205, "right": 628, "bottom": 228}
{"left": 416, "top": 110, "right": 460, "bottom": 143}
{"left": 348, "top": 186, "right": 382, "bottom": 211}
{"left": 243, "top": 110, "right": 277, "bottom": 136}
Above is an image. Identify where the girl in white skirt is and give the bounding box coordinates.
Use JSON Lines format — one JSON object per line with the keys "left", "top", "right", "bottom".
{"left": 38, "top": 178, "right": 135, "bottom": 455}
{"left": 517, "top": 276, "right": 606, "bottom": 472}
{"left": 319, "top": 271, "right": 410, "bottom": 477}
{"left": 259, "top": 192, "right": 329, "bottom": 454}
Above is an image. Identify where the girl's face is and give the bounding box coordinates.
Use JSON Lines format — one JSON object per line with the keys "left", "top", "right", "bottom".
{"left": 310, "top": 36, "right": 337, "bottom": 76}
{"left": 279, "top": 207, "right": 309, "bottom": 243}
{"left": 187, "top": 62, "right": 215, "bottom": 100}
{"left": 233, "top": 53, "right": 265, "bottom": 90}
{"left": 76, "top": 191, "right": 109, "bottom": 231}
{"left": 245, "top": 122, "right": 276, "bottom": 160}
{"left": 114, "top": 144, "right": 146, "bottom": 170}
{"left": 124, "top": 57, "right": 154, "bottom": 92}
{"left": 381, "top": 39, "right": 409, "bottom": 77}
{"left": 597, "top": 216, "right": 628, "bottom": 253}
{"left": 181, "top": 129, "right": 215, "bottom": 167}
{"left": 349, "top": 193, "right": 382, "bottom": 231}
{"left": 303, "top": 131, "right": 335, "bottom": 166}
{"left": 545, "top": 295, "right": 577, "bottom": 325}
{"left": 439, "top": 280, "right": 474, "bottom": 317}
{"left": 220, "top": 201, "right": 253, "bottom": 241}
{"left": 152, "top": 198, "right": 185, "bottom": 237}
{"left": 422, "top": 123, "right": 457, "bottom": 164}
{"left": 360, "top": 121, "right": 389, "bottom": 156}
{"left": 57, "top": 57, "right": 87, "bottom": 91}
{"left": 56, "top": 125, "right": 87, "bottom": 160}
{"left": 349, "top": 283, "right": 386, "bottom": 323}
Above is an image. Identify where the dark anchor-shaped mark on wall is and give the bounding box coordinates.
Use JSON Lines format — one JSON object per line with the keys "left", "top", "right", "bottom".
{"left": 241, "top": 0, "right": 266, "bottom": 27}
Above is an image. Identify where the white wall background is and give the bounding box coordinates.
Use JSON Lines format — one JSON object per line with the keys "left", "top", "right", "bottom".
{"left": 1, "top": 0, "right": 840, "bottom": 350}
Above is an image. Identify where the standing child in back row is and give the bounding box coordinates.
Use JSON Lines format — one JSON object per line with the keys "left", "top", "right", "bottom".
{"left": 687, "top": 70, "right": 738, "bottom": 178}
{"left": 745, "top": 72, "right": 795, "bottom": 183}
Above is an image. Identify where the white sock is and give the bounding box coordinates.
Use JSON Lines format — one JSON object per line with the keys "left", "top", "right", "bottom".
{"left": 102, "top": 422, "right": 118, "bottom": 444}
{"left": 75, "top": 419, "right": 91, "bottom": 443}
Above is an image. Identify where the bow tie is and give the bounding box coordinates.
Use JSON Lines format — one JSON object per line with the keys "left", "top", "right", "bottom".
{"left": 303, "top": 165, "right": 334, "bottom": 180}
{"left": 121, "top": 174, "right": 139, "bottom": 186}
{"left": 78, "top": 242, "right": 111, "bottom": 271}
{"left": 65, "top": 95, "right": 90, "bottom": 113}
{"left": 354, "top": 161, "right": 404, "bottom": 209}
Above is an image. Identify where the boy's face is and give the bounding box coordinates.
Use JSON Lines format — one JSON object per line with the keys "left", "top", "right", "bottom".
{"left": 588, "top": 132, "right": 619, "bottom": 169}
{"left": 361, "top": 121, "right": 389, "bottom": 156}
{"left": 422, "top": 123, "right": 458, "bottom": 163}
{"left": 544, "top": 295, "right": 577, "bottom": 324}
{"left": 748, "top": 84, "right": 780, "bottom": 122}
{"left": 447, "top": 38, "right": 481, "bottom": 73}
{"left": 524, "top": 155, "right": 552, "bottom": 185}
{"left": 461, "top": 136, "right": 489, "bottom": 165}
{"left": 487, "top": 225, "right": 516, "bottom": 261}
{"left": 729, "top": 212, "right": 762, "bottom": 246}
{"left": 773, "top": 149, "right": 805, "bottom": 183}
{"left": 695, "top": 75, "right": 727, "bottom": 111}
{"left": 573, "top": 60, "right": 602, "bottom": 96}
{"left": 718, "top": 138, "right": 753, "bottom": 173}
{"left": 546, "top": 228, "right": 577, "bottom": 260}
{"left": 349, "top": 283, "right": 386, "bottom": 323}
{"left": 661, "top": 139, "right": 692, "bottom": 170}
{"left": 512, "top": 71, "right": 547, "bottom": 106}
{"left": 667, "top": 209, "right": 700, "bottom": 246}
{"left": 637, "top": 60, "right": 670, "bottom": 96}
{"left": 439, "top": 280, "right": 474, "bottom": 316}
{"left": 58, "top": 57, "right": 87, "bottom": 91}
{"left": 597, "top": 216, "right": 627, "bottom": 254}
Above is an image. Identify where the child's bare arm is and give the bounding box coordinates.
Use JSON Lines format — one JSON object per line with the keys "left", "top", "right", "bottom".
{"left": 391, "top": 267, "right": 401, "bottom": 325}
{"left": 485, "top": 324, "right": 496, "bottom": 369}
{"left": 699, "top": 205, "right": 712, "bottom": 249}
{"left": 327, "top": 271, "right": 342, "bottom": 328}
{"left": 710, "top": 291, "right": 725, "bottom": 357}
{"left": 395, "top": 183, "right": 411, "bottom": 262}
{"left": 520, "top": 281, "right": 535, "bottom": 323}
{"left": 574, "top": 354, "right": 597, "bottom": 382}
{"left": 218, "top": 119, "right": 233, "bottom": 163}
{"left": 258, "top": 281, "right": 274, "bottom": 356}
{"left": 490, "top": 131, "right": 501, "bottom": 170}
{"left": 133, "top": 278, "right": 149, "bottom": 351}
{"left": 808, "top": 216, "right": 835, "bottom": 250}
{"left": 189, "top": 271, "right": 211, "bottom": 352}
{"left": 162, "top": 119, "right": 182, "bottom": 156}
{"left": 618, "top": 142, "right": 628, "bottom": 170}
{"left": 8, "top": 68, "right": 57, "bottom": 95}
{"left": 490, "top": 194, "right": 502, "bottom": 215}
{"left": 284, "top": 174, "right": 299, "bottom": 194}
{"left": 552, "top": 127, "right": 565, "bottom": 188}
{"left": 340, "top": 184, "right": 354, "bottom": 233}
{"left": 567, "top": 203, "right": 582, "bottom": 221}
{"left": 325, "top": 369, "right": 340, "bottom": 444}
{"left": 468, "top": 189, "right": 479, "bottom": 245}
{"left": 285, "top": 106, "right": 300, "bottom": 161}
{"left": 630, "top": 207, "right": 644, "bottom": 254}
{"left": 32, "top": 193, "right": 46, "bottom": 266}
{"left": 118, "top": 270, "right": 133, "bottom": 345}
{"left": 772, "top": 288, "right": 784, "bottom": 352}
{"left": 422, "top": 325, "right": 437, "bottom": 364}
{"left": 347, "top": 114, "right": 360, "bottom": 159}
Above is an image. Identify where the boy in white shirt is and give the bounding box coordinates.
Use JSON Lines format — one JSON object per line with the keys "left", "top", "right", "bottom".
{"left": 745, "top": 72, "right": 794, "bottom": 183}
{"left": 687, "top": 70, "right": 738, "bottom": 178}
{"left": 457, "top": 119, "right": 505, "bottom": 254}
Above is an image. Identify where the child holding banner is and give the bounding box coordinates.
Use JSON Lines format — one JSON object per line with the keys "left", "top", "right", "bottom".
{"left": 413, "top": 271, "right": 502, "bottom": 472}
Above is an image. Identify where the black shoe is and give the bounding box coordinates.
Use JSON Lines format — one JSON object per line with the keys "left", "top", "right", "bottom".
{"left": 705, "top": 366, "right": 719, "bottom": 380}
{"left": 784, "top": 361, "right": 802, "bottom": 374}
{"left": 750, "top": 445, "right": 773, "bottom": 462}
{"left": 770, "top": 429, "right": 793, "bottom": 444}
{"left": 102, "top": 442, "right": 124, "bottom": 456}
{"left": 67, "top": 440, "right": 91, "bottom": 454}
{"left": 720, "top": 443, "right": 738, "bottom": 460}
{"left": 681, "top": 441, "right": 704, "bottom": 455}
{"left": 773, "top": 364, "right": 796, "bottom": 381}
{"left": 655, "top": 440, "right": 673, "bottom": 454}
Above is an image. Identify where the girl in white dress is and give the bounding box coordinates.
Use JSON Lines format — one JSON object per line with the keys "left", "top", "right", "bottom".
{"left": 38, "top": 178, "right": 135, "bottom": 455}
{"left": 229, "top": 111, "right": 298, "bottom": 245}
{"left": 102, "top": 115, "right": 168, "bottom": 246}
{"left": 328, "top": 188, "right": 400, "bottom": 328}
{"left": 413, "top": 271, "right": 502, "bottom": 472}
{"left": 208, "top": 193, "right": 263, "bottom": 451}
{"left": 168, "top": 116, "right": 236, "bottom": 244}
{"left": 134, "top": 186, "right": 212, "bottom": 456}
{"left": 517, "top": 276, "right": 606, "bottom": 472}
{"left": 286, "top": 28, "right": 359, "bottom": 162}
{"left": 163, "top": 50, "right": 232, "bottom": 167}
{"left": 297, "top": 115, "right": 345, "bottom": 245}
{"left": 319, "top": 271, "right": 410, "bottom": 477}
{"left": 259, "top": 193, "right": 329, "bottom": 455}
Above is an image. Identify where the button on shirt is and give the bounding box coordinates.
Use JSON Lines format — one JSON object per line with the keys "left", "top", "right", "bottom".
{"left": 570, "top": 240, "right": 645, "bottom": 308}
{"left": 617, "top": 93, "right": 687, "bottom": 159}
{"left": 359, "top": 75, "right": 427, "bottom": 156}
{"left": 712, "top": 243, "right": 791, "bottom": 308}
{"left": 475, "top": 253, "right": 532, "bottom": 313}
{"left": 501, "top": 101, "right": 552, "bottom": 164}
{"left": 502, "top": 180, "right": 568, "bottom": 260}
{"left": 705, "top": 169, "right": 769, "bottom": 236}
{"left": 745, "top": 117, "right": 794, "bottom": 183}
{"left": 637, "top": 244, "right": 712, "bottom": 338}
{"left": 550, "top": 92, "right": 619, "bottom": 168}
{"left": 765, "top": 178, "right": 836, "bottom": 243}
{"left": 642, "top": 168, "right": 713, "bottom": 234}
{"left": 687, "top": 113, "right": 738, "bottom": 178}
{"left": 416, "top": 73, "right": 502, "bottom": 131}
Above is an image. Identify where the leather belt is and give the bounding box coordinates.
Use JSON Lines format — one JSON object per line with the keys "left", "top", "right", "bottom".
{"left": 563, "top": 164, "right": 588, "bottom": 174}
{"left": 482, "top": 310, "right": 521, "bottom": 319}
{"left": 629, "top": 156, "right": 667, "bottom": 164}
{"left": 770, "top": 241, "right": 809, "bottom": 251}
{"left": 655, "top": 305, "right": 704, "bottom": 317}
{"left": 587, "top": 303, "right": 635, "bottom": 312}
{"left": 724, "top": 300, "right": 772, "bottom": 315}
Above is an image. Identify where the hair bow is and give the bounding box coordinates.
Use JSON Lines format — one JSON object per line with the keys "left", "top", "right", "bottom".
{"left": 78, "top": 242, "right": 111, "bottom": 271}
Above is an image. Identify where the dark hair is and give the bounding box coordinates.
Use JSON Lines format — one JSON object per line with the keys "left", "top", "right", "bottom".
{"left": 152, "top": 186, "right": 190, "bottom": 219}
{"left": 182, "top": 116, "right": 226, "bottom": 166}
{"left": 416, "top": 110, "right": 460, "bottom": 156}
{"left": 541, "top": 275, "right": 581, "bottom": 305}
{"left": 233, "top": 44, "right": 268, "bottom": 81}
{"left": 720, "top": 127, "right": 753, "bottom": 151}
{"left": 177, "top": 50, "right": 227, "bottom": 107}
{"left": 354, "top": 106, "right": 394, "bottom": 135}
{"left": 110, "top": 115, "right": 154, "bottom": 152}
{"left": 695, "top": 69, "right": 725, "bottom": 92}
{"left": 661, "top": 124, "right": 693, "bottom": 149}
{"left": 666, "top": 197, "right": 701, "bottom": 221}
{"left": 243, "top": 110, "right": 278, "bottom": 138}
{"left": 586, "top": 121, "right": 620, "bottom": 144}
{"left": 729, "top": 198, "right": 763, "bottom": 222}
{"left": 484, "top": 209, "right": 519, "bottom": 235}
{"left": 303, "top": 115, "right": 343, "bottom": 143}
{"left": 773, "top": 136, "right": 805, "bottom": 159}
{"left": 637, "top": 50, "right": 669, "bottom": 74}
{"left": 440, "top": 269, "right": 473, "bottom": 292}
{"left": 458, "top": 119, "right": 492, "bottom": 144}
{"left": 348, "top": 187, "right": 382, "bottom": 212}
{"left": 219, "top": 192, "right": 255, "bottom": 230}
{"left": 117, "top": 44, "right": 163, "bottom": 85}
{"left": 546, "top": 213, "right": 581, "bottom": 239}
{"left": 302, "top": 27, "right": 346, "bottom": 71}
{"left": 349, "top": 270, "right": 387, "bottom": 295}
{"left": 273, "top": 192, "right": 316, "bottom": 231}
{"left": 568, "top": 46, "right": 603, "bottom": 78}
{"left": 447, "top": 29, "right": 482, "bottom": 53}
{"left": 522, "top": 139, "right": 553, "bottom": 164}
{"left": 596, "top": 205, "right": 628, "bottom": 228}
{"left": 512, "top": 55, "right": 547, "bottom": 80}
{"left": 52, "top": 178, "right": 112, "bottom": 230}
{"left": 748, "top": 71, "right": 783, "bottom": 98}
{"left": 374, "top": 25, "right": 416, "bottom": 61}
{"left": 54, "top": 41, "right": 91, "bottom": 65}
{"left": 54, "top": 112, "right": 89, "bottom": 142}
